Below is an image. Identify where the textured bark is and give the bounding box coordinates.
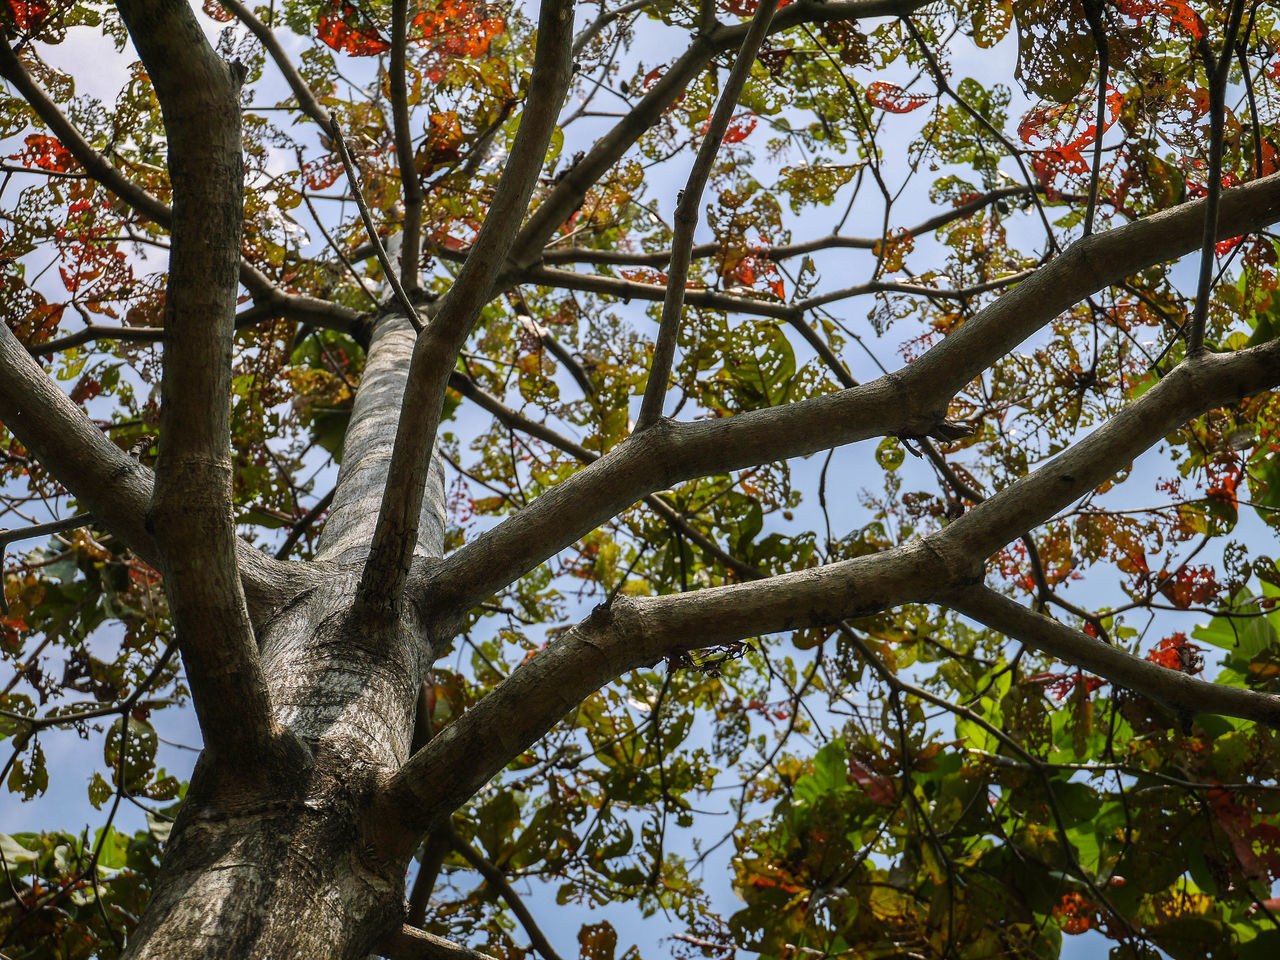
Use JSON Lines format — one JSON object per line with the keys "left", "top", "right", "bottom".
{"left": 121, "top": 728, "right": 405, "bottom": 960}
{"left": 317, "top": 316, "right": 446, "bottom": 568}
{"left": 123, "top": 315, "right": 445, "bottom": 959}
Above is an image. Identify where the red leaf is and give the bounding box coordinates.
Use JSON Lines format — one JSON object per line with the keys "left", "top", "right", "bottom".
{"left": 317, "top": 1, "right": 390, "bottom": 56}
{"left": 721, "top": 112, "right": 757, "bottom": 144}
{"left": 4, "top": 0, "right": 48, "bottom": 31}
{"left": 1113, "top": 0, "right": 1205, "bottom": 40}
{"left": 1216, "top": 235, "right": 1244, "bottom": 257}
{"left": 866, "top": 81, "right": 928, "bottom": 114}
{"left": 201, "top": 0, "right": 234, "bottom": 22}
{"left": 1146, "top": 632, "right": 1203, "bottom": 672}
{"left": 848, "top": 760, "right": 895, "bottom": 806}
{"left": 410, "top": 0, "right": 505, "bottom": 78}
{"left": 303, "top": 156, "right": 343, "bottom": 191}
{"left": 9, "top": 133, "right": 75, "bottom": 173}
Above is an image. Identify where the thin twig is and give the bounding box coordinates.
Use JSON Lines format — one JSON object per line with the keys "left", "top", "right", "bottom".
{"left": 448, "top": 827, "right": 565, "bottom": 960}
{"left": 328, "top": 115, "right": 425, "bottom": 332}
{"left": 1189, "top": 0, "right": 1247, "bottom": 353}
{"left": 1081, "top": 0, "right": 1108, "bottom": 236}
{"left": 634, "top": 0, "right": 780, "bottom": 431}
{"left": 274, "top": 488, "right": 336, "bottom": 560}
{"left": 390, "top": 0, "right": 423, "bottom": 290}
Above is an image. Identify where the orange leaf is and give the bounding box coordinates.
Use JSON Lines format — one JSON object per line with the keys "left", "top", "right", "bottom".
{"left": 721, "top": 112, "right": 757, "bottom": 144}
{"left": 4, "top": 0, "right": 48, "bottom": 31}
{"left": 317, "top": 1, "right": 390, "bottom": 56}
{"left": 9, "top": 134, "right": 75, "bottom": 173}
{"left": 866, "top": 81, "right": 928, "bottom": 114}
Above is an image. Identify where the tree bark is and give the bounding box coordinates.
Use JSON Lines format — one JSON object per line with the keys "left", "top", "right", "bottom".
{"left": 122, "top": 313, "right": 444, "bottom": 959}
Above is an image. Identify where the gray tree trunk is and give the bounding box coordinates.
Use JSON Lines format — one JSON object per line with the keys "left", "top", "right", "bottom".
{"left": 122, "top": 315, "right": 445, "bottom": 960}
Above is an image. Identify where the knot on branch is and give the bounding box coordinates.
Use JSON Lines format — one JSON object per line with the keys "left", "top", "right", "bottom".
{"left": 926, "top": 419, "right": 976, "bottom": 442}
{"left": 900, "top": 419, "right": 975, "bottom": 445}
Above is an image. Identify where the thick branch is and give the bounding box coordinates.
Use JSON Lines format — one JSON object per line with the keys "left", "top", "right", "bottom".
{"left": 116, "top": 0, "right": 276, "bottom": 764}
{"left": 635, "top": 0, "right": 780, "bottom": 430}
{"left": 946, "top": 586, "right": 1280, "bottom": 725}
{"left": 237, "top": 263, "right": 364, "bottom": 335}
{"left": 355, "top": 0, "right": 576, "bottom": 618}
{"left": 939, "top": 346, "right": 1280, "bottom": 564}
{"left": 316, "top": 317, "right": 446, "bottom": 566}
{"left": 385, "top": 543, "right": 942, "bottom": 832}
{"left": 28, "top": 325, "right": 164, "bottom": 356}
{"left": 423, "top": 173, "right": 1280, "bottom": 622}
{"left": 388, "top": 339, "right": 1280, "bottom": 834}
{"left": 0, "top": 322, "right": 298, "bottom": 618}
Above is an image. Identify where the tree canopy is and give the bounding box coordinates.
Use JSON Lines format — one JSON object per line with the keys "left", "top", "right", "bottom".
{"left": 5, "top": 0, "right": 1280, "bottom": 957}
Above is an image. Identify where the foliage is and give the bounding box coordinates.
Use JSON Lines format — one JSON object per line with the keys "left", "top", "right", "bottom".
{"left": 3, "top": 0, "right": 1280, "bottom": 957}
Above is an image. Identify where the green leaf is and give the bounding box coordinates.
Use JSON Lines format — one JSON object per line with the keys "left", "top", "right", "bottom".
{"left": 876, "top": 437, "right": 905, "bottom": 471}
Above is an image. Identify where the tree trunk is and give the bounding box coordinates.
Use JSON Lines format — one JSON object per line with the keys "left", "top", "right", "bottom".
{"left": 122, "top": 315, "right": 445, "bottom": 959}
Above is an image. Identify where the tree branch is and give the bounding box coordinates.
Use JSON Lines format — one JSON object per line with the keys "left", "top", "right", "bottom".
{"left": 382, "top": 925, "right": 499, "bottom": 960}
{"left": 1, "top": 38, "right": 361, "bottom": 339}
{"left": 422, "top": 173, "right": 1280, "bottom": 623}
{"left": 572, "top": 0, "right": 652, "bottom": 58}
{"left": 507, "top": 0, "right": 935, "bottom": 267}
{"left": 944, "top": 585, "right": 1280, "bottom": 725}
{"left": 237, "top": 263, "right": 365, "bottom": 335}
{"left": 329, "top": 115, "right": 425, "bottom": 332}
{"left": 390, "top": 0, "right": 423, "bottom": 291}
{"left": 448, "top": 371, "right": 762, "bottom": 579}
{"left": 635, "top": 0, "right": 780, "bottom": 430}
{"left": 27, "top": 324, "right": 164, "bottom": 356}
{"left": 387, "top": 338, "right": 1280, "bottom": 836}
{"left": 354, "top": 0, "right": 576, "bottom": 620}
{"left": 0, "top": 322, "right": 298, "bottom": 619}
{"left": 115, "top": 0, "right": 277, "bottom": 765}
{"left": 273, "top": 487, "right": 335, "bottom": 560}
{"left": 1189, "top": 0, "right": 1247, "bottom": 352}
{"left": 218, "top": 0, "right": 330, "bottom": 126}
{"left": 0, "top": 35, "right": 170, "bottom": 225}
{"left": 538, "top": 184, "right": 1038, "bottom": 266}
{"left": 448, "top": 828, "right": 565, "bottom": 960}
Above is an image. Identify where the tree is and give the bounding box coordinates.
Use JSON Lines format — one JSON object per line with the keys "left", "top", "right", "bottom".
{"left": 4, "top": 0, "right": 1280, "bottom": 955}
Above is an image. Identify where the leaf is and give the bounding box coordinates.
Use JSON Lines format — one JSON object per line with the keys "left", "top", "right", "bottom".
{"left": 876, "top": 437, "right": 905, "bottom": 471}
{"left": 1013, "top": 0, "right": 1095, "bottom": 102}
{"left": 970, "top": 0, "right": 1014, "bottom": 48}
{"left": 578, "top": 920, "right": 618, "bottom": 960}
{"left": 201, "top": 0, "right": 234, "bottom": 22}
{"left": 0, "top": 831, "right": 37, "bottom": 864}
{"left": 8, "top": 133, "right": 76, "bottom": 173}
{"left": 866, "top": 81, "right": 929, "bottom": 114}
{"left": 104, "top": 716, "right": 158, "bottom": 792}
{"left": 4, "top": 0, "right": 49, "bottom": 32}
{"left": 721, "top": 112, "right": 757, "bottom": 144}
{"left": 316, "top": 0, "right": 390, "bottom": 56}
{"left": 7, "top": 739, "right": 48, "bottom": 799}
{"left": 87, "top": 771, "right": 112, "bottom": 809}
